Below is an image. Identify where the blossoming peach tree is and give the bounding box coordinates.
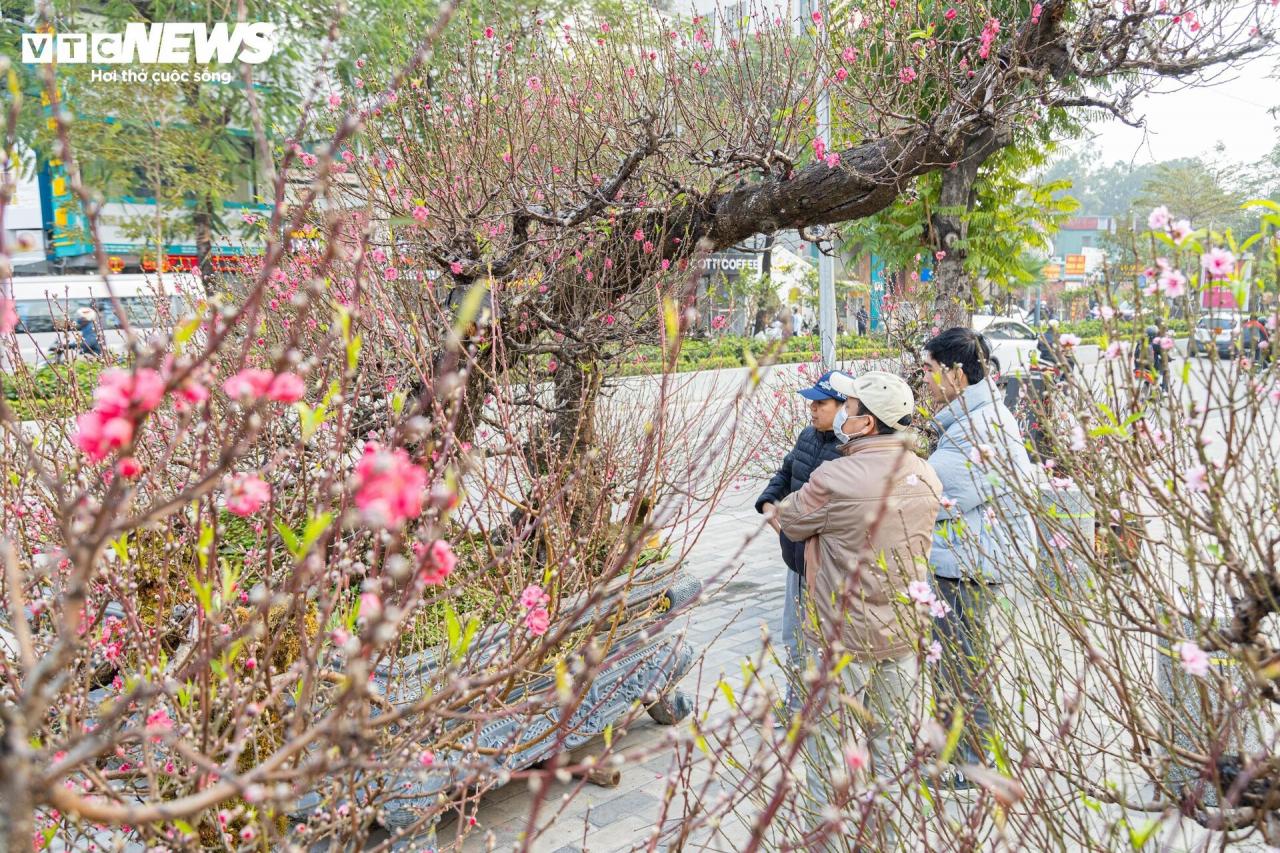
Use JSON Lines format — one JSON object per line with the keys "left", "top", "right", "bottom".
{"left": 0, "top": 10, "right": 765, "bottom": 853}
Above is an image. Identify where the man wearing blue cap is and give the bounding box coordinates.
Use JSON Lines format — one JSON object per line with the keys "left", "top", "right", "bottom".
{"left": 755, "top": 370, "right": 847, "bottom": 716}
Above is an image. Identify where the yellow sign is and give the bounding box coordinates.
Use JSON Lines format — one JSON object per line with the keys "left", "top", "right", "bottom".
{"left": 1042, "top": 263, "right": 1062, "bottom": 280}
{"left": 1065, "top": 255, "right": 1086, "bottom": 276}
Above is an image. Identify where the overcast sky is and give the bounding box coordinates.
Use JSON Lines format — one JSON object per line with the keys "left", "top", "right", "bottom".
{"left": 1081, "top": 57, "right": 1276, "bottom": 166}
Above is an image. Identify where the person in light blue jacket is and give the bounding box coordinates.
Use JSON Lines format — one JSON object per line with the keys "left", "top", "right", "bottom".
{"left": 920, "top": 327, "right": 1035, "bottom": 780}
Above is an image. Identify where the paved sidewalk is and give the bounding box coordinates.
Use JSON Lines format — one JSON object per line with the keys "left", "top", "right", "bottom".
{"left": 429, "top": 482, "right": 783, "bottom": 853}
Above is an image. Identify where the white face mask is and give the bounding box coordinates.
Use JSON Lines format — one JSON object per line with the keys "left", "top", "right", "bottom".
{"left": 832, "top": 406, "right": 852, "bottom": 444}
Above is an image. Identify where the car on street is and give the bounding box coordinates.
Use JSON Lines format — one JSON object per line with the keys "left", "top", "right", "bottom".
{"left": 1190, "top": 314, "right": 1241, "bottom": 359}
{"left": 972, "top": 314, "right": 1057, "bottom": 378}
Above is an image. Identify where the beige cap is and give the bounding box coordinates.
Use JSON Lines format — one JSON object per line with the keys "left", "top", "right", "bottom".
{"left": 829, "top": 370, "right": 914, "bottom": 430}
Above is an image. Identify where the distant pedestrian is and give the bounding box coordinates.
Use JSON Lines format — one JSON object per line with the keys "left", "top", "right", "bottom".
{"left": 1134, "top": 325, "right": 1169, "bottom": 395}
{"left": 856, "top": 305, "right": 869, "bottom": 336}
{"left": 1242, "top": 314, "right": 1268, "bottom": 366}
{"left": 756, "top": 372, "right": 847, "bottom": 717}
{"left": 919, "top": 328, "right": 1035, "bottom": 785}
{"left": 74, "top": 307, "right": 103, "bottom": 357}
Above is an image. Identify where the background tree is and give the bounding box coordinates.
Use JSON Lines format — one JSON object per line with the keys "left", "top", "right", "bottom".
{"left": 849, "top": 129, "right": 1079, "bottom": 321}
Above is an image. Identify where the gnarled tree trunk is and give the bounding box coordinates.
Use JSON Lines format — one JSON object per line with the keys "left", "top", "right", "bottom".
{"left": 930, "top": 129, "right": 1006, "bottom": 329}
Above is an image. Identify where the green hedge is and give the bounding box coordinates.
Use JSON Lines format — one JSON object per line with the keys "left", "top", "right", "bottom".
{"left": 1055, "top": 318, "right": 1192, "bottom": 341}
{"left": 613, "top": 334, "right": 903, "bottom": 376}
{"left": 1, "top": 360, "right": 103, "bottom": 420}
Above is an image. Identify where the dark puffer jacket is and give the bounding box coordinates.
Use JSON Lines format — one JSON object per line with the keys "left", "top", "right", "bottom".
{"left": 756, "top": 426, "right": 844, "bottom": 575}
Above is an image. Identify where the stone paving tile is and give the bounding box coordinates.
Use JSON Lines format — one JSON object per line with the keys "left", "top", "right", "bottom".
{"left": 585, "top": 791, "right": 662, "bottom": 828}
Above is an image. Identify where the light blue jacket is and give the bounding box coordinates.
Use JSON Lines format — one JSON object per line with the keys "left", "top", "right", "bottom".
{"left": 927, "top": 380, "right": 1035, "bottom": 582}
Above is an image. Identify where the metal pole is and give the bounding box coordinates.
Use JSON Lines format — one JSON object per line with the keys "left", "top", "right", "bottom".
{"left": 813, "top": 0, "right": 836, "bottom": 367}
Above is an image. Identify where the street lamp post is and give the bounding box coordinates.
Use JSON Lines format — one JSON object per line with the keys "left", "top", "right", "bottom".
{"left": 811, "top": 0, "right": 836, "bottom": 368}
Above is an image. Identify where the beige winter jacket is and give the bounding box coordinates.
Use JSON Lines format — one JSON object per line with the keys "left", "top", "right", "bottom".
{"left": 777, "top": 433, "right": 943, "bottom": 662}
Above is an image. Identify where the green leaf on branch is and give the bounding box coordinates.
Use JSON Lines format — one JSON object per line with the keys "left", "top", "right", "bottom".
{"left": 274, "top": 519, "right": 301, "bottom": 558}
{"left": 188, "top": 572, "right": 214, "bottom": 615}
{"left": 295, "top": 400, "right": 328, "bottom": 443}
{"left": 940, "top": 707, "right": 965, "bottom": 764}
{"left": 718, "top": 679, "right": 737, "bottom": 709}
{"left": 451, "top": 280, "right": 490, "bottom": 339}
{"left": 1126, "top": 817, "right": 1160, "bottom": 849}
{"left": 196, "top": 522, "right": 214, "bottom": 570}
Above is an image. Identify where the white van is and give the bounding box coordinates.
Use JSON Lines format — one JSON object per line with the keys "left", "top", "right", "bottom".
{"left": 4, "top": 274, "right": 199, "bottom": 365}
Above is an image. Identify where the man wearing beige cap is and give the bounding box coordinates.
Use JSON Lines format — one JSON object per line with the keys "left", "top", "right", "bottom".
{"left": 776, "top": 371, "right": 941, "bottom": 836}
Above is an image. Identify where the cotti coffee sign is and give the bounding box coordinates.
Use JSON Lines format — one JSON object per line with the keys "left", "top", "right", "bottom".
{"left": 700, "top": 252, "right": 763, "bottom": 275}
{"left": 21, "top": 22, "right": 277, "bottom": 65}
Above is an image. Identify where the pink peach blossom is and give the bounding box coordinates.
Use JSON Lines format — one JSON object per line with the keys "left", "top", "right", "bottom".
{"left": 94, "top": 368, "right": 165, "bottom": 417}
{"left": 1178, "top": 641, "right": 1209, "bottom": 677}
{"left": 1202, "top": 247, "right": 1235, "bottom": 280}
{"left": 225, "top": 474, "right": 271, "bottom": 517}
{"left": 926, "top": 640, "right": 942, "bottom": 664}
{"left": 353, "top": 442, "right": 427, "bottom": 528}
{"left": 223, "top": 368, "right": 274, "bottom": 400}
{"left": 520, "top": 584, "right": 550, "bottom": 610}
{"left": 267, "top": 373, "right": 306, "bottom": 403}
{"left": 116, "top": 457, "right": 143, "bottom": 479}
{"left": 844, "top": 741, "right": 869, "bottom": 772}
{"left": 74, "top": 411, "right": 134, "bottom": 462}
{"left": 421, "top": 540, "right": 458, "bottom": 585}
{"left": 523, "top": 606, "right": 550, "bottom": 636}
{"left": 0, "top": 298, "right": 16, "bottom": 334}
{"left": 360, "top": 591, "right": 383, "bottom": 620}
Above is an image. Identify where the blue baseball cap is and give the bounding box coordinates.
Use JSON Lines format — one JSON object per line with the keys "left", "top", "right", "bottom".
{"left": 797, "top": 371, "right": 849, "bottom": 402}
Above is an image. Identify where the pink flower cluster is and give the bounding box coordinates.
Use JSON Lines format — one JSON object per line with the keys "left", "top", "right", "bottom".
{"left": 1178, "top": 641, "right": 1209, "bottom": 678}
{"left": 1149, "top": 206, "right": 1194, "bottom": 243}
{"left": 0, "top": 298, "right": 16, "bottom": 334}
{"left": 978, "top": 18, "right": 1001, "bottom": 59}
{"left": 418, "top": 539, "right": 458, "bottom": 585}
{"left": 353, "top": 442, "right": 427, "bottom": 528}
{"left": 907, "top": 580, "right": 951, "bottom": 618}
{"left": 225, "top": 473, "right": 271, "bottom": 516}
{"left": 1202, "top": 247, "right": 1236, "bottom": 280}
{"left": 223, "top": 368, "right": 306, "bottom": 403}
{"left": 519, "top": 584, "right": 551, "bottom": 636}
{"left": 74, "top": 368, "right": 166, "bottom": 463}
